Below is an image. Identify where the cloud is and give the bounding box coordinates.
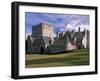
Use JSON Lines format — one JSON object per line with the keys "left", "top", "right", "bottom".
{"left": 69, "top": 15, "right": 89, "bottom": 26}
{"left": 60, "top": 28, "right": 65, "bottom": 32}
{"left": 61, "top": 15, "right": 90, "bottom": 32}
{"left": 25, "top": 12, "right": 89, "bottom": 33}
{"left": 64, "top": 24, "right": 89, "bottom": 32}
{"left": 25, "top": 32, "right": 32, "bottom": 40}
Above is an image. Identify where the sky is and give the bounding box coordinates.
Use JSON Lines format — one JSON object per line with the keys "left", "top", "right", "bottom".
{"left": 25, "top": 12, "right": 89, "bottom": 36}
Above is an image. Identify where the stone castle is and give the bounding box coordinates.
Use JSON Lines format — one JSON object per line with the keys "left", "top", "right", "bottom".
{"left": 26, "top": 23, "right": 89, "bottom": 54}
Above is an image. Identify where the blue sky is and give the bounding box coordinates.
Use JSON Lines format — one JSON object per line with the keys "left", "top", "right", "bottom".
{"left": 25, "top": 12, "right": 89, "bottom": 35}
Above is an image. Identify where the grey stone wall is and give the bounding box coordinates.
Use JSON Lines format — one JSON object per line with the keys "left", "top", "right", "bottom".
{"left": 26, "top": 23, "right": 89, "bottom": 54}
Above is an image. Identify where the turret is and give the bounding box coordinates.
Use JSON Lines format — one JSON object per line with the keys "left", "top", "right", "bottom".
{"left": 78, "top": 27, "right": 80, "bottom": 32}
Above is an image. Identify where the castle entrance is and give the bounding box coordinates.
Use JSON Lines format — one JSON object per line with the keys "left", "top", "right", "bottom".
{"left": 40, "top": 46, "right": 44, "bottom": 54}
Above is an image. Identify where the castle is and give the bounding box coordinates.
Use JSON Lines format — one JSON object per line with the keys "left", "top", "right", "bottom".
{"left": 26, "top": 23, "right": 89, "bottom": 54}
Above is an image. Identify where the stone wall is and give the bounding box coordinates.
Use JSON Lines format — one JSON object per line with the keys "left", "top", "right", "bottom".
{"left": 26, "top": 23, "right": 90, "bottom": 54}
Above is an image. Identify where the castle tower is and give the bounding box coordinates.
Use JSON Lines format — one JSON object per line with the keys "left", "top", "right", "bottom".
{"left": 32, "top": 23, "right": 42, "bottom": 38}
{"left": 32, "top": 23, "right": 54, "bottom": 39}
{"left": 31, "top": 23, "right": 54, "bottom": 52}
{"left": 42, "top": 23, "right": 54, "bottom": 38}
{"left": 82, "top": 28, "right": 89, "bottom": 48}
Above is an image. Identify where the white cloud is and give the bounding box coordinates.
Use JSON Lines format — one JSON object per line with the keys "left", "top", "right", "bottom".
{"left": 79, "top": 24, "right": 89, "bottom": 31}
{"left": 60, "top": 28, "right": 65, "bottom": 32}
{"left": 65, "top": 24, "right": 89, "bottom": 32}
{"left": 66, "top": 24, "right": 74, "bottom": 30}
{"left": 25, "top": 33, "right": 32, "bottom": 39}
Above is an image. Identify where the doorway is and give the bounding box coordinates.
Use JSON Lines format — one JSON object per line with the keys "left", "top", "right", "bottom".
{"left": 40, "top": 46, "right": 44, "bottom": 54}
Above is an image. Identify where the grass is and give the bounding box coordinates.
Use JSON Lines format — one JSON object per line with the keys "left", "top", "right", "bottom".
{"left": 25, "top": 49, "right": 89, "bottom": 68}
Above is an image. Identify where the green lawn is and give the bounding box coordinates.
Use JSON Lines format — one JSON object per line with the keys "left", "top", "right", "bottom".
{"left": 25, "top": 49, "right": 89, "bottom": 68}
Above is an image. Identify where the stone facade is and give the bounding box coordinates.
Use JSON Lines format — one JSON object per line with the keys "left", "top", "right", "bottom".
{"left": 26, "top": 23, "right": 89, "bottom": 54}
